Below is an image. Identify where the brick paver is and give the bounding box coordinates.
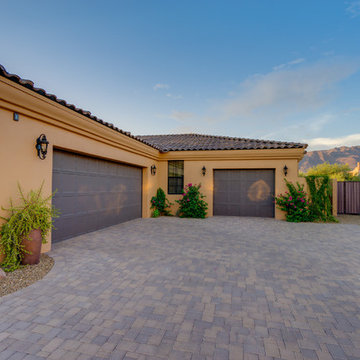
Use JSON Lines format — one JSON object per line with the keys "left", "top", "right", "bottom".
{"left": 1, "top": 217, "right": 360, "bottom": 359}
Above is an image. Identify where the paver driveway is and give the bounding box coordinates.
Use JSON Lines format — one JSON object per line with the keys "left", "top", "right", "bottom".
{"left": 1, "top": 217, "right": 360, "bottom": 360}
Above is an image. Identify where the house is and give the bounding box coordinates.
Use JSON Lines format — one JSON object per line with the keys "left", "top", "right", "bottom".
{"left": 350, "top": 162, "right": 360, "bottom": 177}
{"left": 0, "top": 64, "right": 307, "bottom": 250}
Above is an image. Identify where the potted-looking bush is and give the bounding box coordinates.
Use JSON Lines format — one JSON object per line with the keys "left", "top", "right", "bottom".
{"left": 0, "top": 183, "right": 59, "bottom": 272}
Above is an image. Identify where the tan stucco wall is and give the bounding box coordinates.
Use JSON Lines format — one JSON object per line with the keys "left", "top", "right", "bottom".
{"left": 157, "top": 151, "right": 304, "bottom": 220}
{"left": 0, "top": 77, "right": 159, "bottom": 253}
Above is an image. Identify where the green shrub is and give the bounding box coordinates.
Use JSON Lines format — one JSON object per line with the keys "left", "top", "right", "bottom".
{"left": 152, "top": 209, "right": 160, "bottom": 218}
{"left": 305, "top": 175, "right": 337, "bottom": 222}
{"left": 275, "top": 180, "right": 312, "bottom": 222}
{"left": 305, "top": 162, "right": 357, "bottom": 181}
{"left": 176, "top": 183, "right": 208, "bottom": 218}
{"left": 150, "top": 188, "right": 172, "bottom": 216}
{"left": 0, "top": 183, "right": 59, "bottom": 272}
{"left": 275, "top": 177, "right": 337, "bottom": 223}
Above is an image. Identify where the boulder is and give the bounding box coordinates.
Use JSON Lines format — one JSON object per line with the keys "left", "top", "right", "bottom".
{"left": 0, "top": 268, "right": 6, "bottom": 279}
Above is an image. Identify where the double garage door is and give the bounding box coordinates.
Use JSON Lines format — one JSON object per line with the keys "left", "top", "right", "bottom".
{"left": 214, "top": 169, "right": 275, "bottom": 218}
{"left": 52, "top": 150, "right": 142, "bottom": 243}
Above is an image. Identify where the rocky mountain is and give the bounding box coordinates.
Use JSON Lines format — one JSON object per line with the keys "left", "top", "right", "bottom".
{"left": 299, "top": 146, "right": 360, "bottom": 173}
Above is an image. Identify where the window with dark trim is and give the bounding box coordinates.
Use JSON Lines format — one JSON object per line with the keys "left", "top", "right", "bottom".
{"left": 168, "top": 160, "right": 184, "bottom": 194}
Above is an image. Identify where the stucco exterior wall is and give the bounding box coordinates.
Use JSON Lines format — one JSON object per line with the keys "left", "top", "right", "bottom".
{"left": 157, "top": 154, "right": 302, "bottom": 220}
{"left": 0, "top": 77, "right": 159, "bottom": 253}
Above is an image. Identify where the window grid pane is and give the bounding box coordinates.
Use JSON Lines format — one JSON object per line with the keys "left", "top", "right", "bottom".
{"left": 168, "top": 161, "right": 184, "bottom": 177}
{"left": 168, "top": 161, "right": 184, "bottom": 194}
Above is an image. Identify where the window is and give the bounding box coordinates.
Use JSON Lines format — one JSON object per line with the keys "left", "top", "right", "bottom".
{"left": 168, "top": 160, "right": 184, "bottom": 194}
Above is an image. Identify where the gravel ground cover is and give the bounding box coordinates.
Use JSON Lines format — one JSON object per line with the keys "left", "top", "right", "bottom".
{"left": 0, "top": 254, "right": 54, "bottom": 297}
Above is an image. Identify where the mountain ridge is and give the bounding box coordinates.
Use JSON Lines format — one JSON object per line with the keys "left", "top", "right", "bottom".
{"left": 299, "top": 145, "right": 360, "bottom": 173}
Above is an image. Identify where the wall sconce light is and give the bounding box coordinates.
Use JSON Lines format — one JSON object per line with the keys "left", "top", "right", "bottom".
{"left": 283, "top": 165, "right": 288, "bottom": 177}
{"left": 150, "top": 165, "right": 157, "bottom": 176}
{"left": 202, "top": 166, "right": 206, "bottom": 176}
{"left": 35, "top": 134, "right": 49, "bottom": 160}
{"left": 13, "top": 112, "right": 19, "bottom": 121}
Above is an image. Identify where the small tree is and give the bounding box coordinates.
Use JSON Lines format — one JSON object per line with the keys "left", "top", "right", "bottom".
{"left": 176, "top": 183, "right": 208, "bottom": 218}
{"left": 305, "top": 162, "right": 357, "bottom": 181}
{"left": 150, "top": 188, "right": 172, "bottom": 216}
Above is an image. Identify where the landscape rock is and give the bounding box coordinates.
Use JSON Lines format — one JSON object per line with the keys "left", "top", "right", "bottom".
{"left": 0, "top": 268, "right": 6, "bottom": 279}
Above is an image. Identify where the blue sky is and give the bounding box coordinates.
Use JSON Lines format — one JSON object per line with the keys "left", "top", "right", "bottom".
{"left": 1, "top": 0, "right": 360, "bottom": 150}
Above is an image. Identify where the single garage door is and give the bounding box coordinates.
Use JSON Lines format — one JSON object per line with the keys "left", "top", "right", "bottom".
{"left": 52, "top": 150, "right": 142, "bottom": 242}
{"left": 214, "top": 169, "right": 275, "bottom": 217}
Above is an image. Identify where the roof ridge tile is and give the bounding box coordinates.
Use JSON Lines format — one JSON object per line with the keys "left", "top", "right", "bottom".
{"left": 137, "top": 133, "right": 307, "bottom": 151}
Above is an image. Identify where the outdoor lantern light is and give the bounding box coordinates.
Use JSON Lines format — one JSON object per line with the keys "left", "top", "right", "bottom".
{"left": 13, "top": 112, "right": 19, "bottom": 121}
{"left": 35, "top": 134, "right": 49, "bottom": 160}
{"left": 283, "top": 165, "right": 288, "bottom": 177}
{"left": 202, "top": 166, "right": 206, "bottom": 176}
{"left": 150, "top": 165, "right": 157, "bottom": 175}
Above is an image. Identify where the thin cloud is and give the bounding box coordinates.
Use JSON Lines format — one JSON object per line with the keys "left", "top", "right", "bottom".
{"left": 346, "top": 1, "right": 360, "bottom": 17}
{"left": 169, "top": 111, "right": 194, "bottom": 121}
{"left": 263, "top": 113, "right": 334, "bottom": 140}
{"left": 304, "top": 133, "right": 360, "bottom": 150}
{"left": 171, "top": 126, "right": 198, "bottom": 134}
{"left": 308, "top": 113, "right": 334, "bottom": 132}
{"left": 273, "top": 58, "right": 305, "bottom": 71}
{"left": 220, "top": 59, "right": 359, "bottom": 120}
{"left": 153, "top": 83, "right": 169, "bottom": 91}
{"left": 166, "top": 93, "right": 183, "bottom": 100}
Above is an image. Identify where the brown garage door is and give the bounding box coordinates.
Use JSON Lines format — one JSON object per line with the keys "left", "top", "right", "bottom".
{"left": 214, "top": 169, "right": 275, "bottom": 217}
{"left": 52, "top": 150, "right": 142, "bottom": 242}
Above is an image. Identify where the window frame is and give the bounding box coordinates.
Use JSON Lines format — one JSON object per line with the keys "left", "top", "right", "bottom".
{"left": 168, "top": 160, "right": 184, "bottom": 195}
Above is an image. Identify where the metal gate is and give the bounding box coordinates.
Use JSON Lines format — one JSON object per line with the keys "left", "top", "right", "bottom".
{"left": 213, "top": 169, "right": 275, "bottom": 217}
{"left": 52, "top": 149, "right": 142, "bottom": 242}
{"left": 337, "top": 181, "right": 360, "bottom": 214}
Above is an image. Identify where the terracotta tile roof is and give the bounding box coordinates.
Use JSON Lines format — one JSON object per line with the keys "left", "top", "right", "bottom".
{"left": 137, "top": 134, "right": 308, "bottom": 152}
{"left": 0, "top": 64, "right": 159, "bottom": 150}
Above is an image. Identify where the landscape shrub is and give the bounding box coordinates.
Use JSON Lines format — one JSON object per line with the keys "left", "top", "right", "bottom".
{"left": 152, "top": 209, "right": 160, "bottom": 218}
{"left": 275, "top": 180, "right": 312, "bottom": 222}
{"left": 275, "top": 176, "right": 337, "bottom": 223}
{"left": 305, "top": 175, "right": 337, "bottom": 222}
{"left": 176, "top": 183, "right": 208, "bottom": 218}
{"left": 150, "top": 188, "right": 172, "bottom": 216}
{"left": 303, "top": 162, "right": 359, "bottom": 181}
{"left": 0, "top": 183, "right": 58, "bottom": 272}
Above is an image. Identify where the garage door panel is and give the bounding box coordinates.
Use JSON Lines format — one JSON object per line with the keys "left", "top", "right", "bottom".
{"left": 226, "top": 204, "right": 239, "bottom": 216}
{"left": 126, "top": 191, "right": 142, "bottom": 203}
{"left": 214, "top": 169, "right": 275, "bottom": 218}
{"left": 52, "top": 150, "right": 142, "bottom": 243}
{"left": 53, "top": 216, "right": 78, "bottom": 240}
{"left": 76, "top": 194, "right": 99, "bottom": 213}
{"left": 53, "top": 172, "right": 79, "bottom": 194}
{"left": 229, "top": 190, "right": 242, "bottom": 203}
{"left": 53, "top": 195, "right": 77, "bottom": 216}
